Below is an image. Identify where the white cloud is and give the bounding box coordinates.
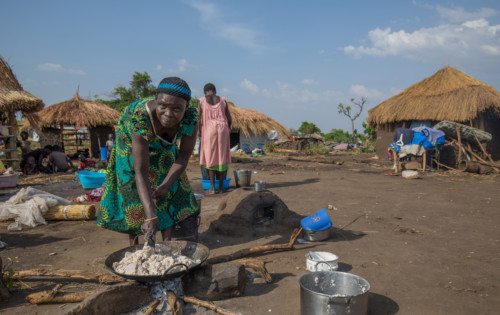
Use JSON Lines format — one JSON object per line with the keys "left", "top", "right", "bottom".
{"left": 240, "top": 79, "right": 259, "bottom": 94}
{"left": 183, "top": 0, "right": 264, "bottom": 52}
{"left": 37, "top": 63, "right": 85, "bottom": 75}
{"left": 343, "top": 17, "right": 500, "bottom": 63}
{"left": 220, "top": 87, "right": 231, "bottom": 95}
{"left": 436, "top": 5, "right": 498, "bottom": 23}
{"left": 350, "top": 84, "right": 384, "bottom": 101}
{"left": 157, "top": 59, "right": 193, "bottom": 74}
{"left": 319, "top": 49, "right": 325, "bottom": 55}
{"left": 301, "top": 79, "right": 318, "bottom": 86}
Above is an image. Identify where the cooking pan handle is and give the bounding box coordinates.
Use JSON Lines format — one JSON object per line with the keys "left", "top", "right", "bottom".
{"left": 315, "top": 261, "right": 334, "bottom": 271}
{"left": 163, "top": 262, "right": 189, "bottom": 276}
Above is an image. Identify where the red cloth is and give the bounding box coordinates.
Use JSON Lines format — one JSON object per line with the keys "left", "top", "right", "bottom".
{"left": 79, "top": 159, "right": 96, "bottom": 169}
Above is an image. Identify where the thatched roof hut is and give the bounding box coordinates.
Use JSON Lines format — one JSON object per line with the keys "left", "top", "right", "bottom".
{"left": 368, "top": 66, "right": 500, "bottom": 160}
{"left": 37, "top": 93, "right": 120, "bottom": 158}
{"left": 227, "top": 101, "right": 288, "bottom": 151}
{"left": 0, "top": 57, "right": 44, "bottom": 114}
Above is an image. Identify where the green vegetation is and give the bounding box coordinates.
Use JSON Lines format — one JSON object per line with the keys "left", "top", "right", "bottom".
{"left": 303, "top": 142, "right": 329, "bottom": 155}
{"left": 324, "top": 129, "right": 350, "bottom": 142}
{"left": 96, "top": 72, "right": 156, "bottom": 112}
{"left": 298, "top": 122, "right": 321, "bottom": 136}
{"left": 338, "top": 97, "right": 367, "bottom": 140}
{"left": 2, "top": 257, "right": 20, "bottom": 288}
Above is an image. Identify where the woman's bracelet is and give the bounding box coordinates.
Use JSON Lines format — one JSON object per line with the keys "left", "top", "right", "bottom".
{"left": 144, "top": 217, "right": 158, "bottom": 222}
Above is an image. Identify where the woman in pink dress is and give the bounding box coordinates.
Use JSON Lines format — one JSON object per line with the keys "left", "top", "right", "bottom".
{"left": 199, "top": 83, "right": 232, "bottom": 194}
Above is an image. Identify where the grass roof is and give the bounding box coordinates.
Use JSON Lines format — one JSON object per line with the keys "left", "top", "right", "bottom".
{"left": 0, "top": 56, "right": 44, "bottom": 113}
{"left": 38, "top": 93, "right": 120, "bottom": 128}
{"left": 367, "top": 66, "right": 500, "bottom": 125}
{"left": 227, "top": 101, "right": 289, "bottom": 137}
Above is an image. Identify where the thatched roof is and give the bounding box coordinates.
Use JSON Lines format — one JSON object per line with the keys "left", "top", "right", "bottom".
{"left": 0, "top": 56, "right": 44, "bottom": 113}
{"left": 227, "top": 101, "right": 289, "bottom": 137}
{"left": 368, "top": 66, "right": 500, "bottom": 125}
{"left": 38, "top": 93, "right": 120, "bottom": 129}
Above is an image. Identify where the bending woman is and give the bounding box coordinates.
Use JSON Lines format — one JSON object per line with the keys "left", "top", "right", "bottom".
{"left": 97, "top": 77, "right": 199, "bottom": 245}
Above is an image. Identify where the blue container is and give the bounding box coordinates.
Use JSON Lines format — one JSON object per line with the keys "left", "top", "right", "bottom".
{"left": 100, "top": 147, "right": 108, "bottom": 160}
{"left": 78, "top": 170, "right": 106, "bottom": 189}
{"left": 301, "top": 208, "right": 332, "bottom": 231}
{"left": 200, "top": 178, "right": 231, "bottom": 191}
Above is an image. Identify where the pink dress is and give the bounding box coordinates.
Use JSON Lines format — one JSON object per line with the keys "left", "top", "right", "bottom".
{"left": 199, "top": 96, "right": 231, "bottom": 171}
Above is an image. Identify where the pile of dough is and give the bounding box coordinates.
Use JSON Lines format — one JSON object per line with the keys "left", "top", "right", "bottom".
{"left": 113, "top": 244, "right": 196, "bottom": 276}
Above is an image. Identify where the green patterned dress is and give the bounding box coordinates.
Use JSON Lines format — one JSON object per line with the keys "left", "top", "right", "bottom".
{"left": 97, "top": 97, "right": 199, "bottom": 235}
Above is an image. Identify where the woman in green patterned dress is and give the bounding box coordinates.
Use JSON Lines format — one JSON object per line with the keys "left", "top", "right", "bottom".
{"left": 97, "top": 77, "right": 199, "bottom": 245}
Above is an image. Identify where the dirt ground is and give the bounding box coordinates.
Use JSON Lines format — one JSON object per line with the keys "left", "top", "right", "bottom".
{"left": 1, "top": 153, "right": 499, "bottom": 315}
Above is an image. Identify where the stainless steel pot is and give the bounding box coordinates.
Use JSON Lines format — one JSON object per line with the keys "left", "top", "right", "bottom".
{"left": 299, "top": 271, "right": 370, "bottom": 315}
{"left": 302, "top": 227, "right": 331, "bottom": 242}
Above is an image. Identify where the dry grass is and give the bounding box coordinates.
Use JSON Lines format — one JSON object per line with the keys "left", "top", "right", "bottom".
{"left": 228, "top": 101, "right": 289, "bottom": 137}
{"left": 37, "top": 93, "right": 120, "bottom": 128}
{"left": 368, "top": 66, "right": 500, "bottom": 125}
{"left": 0, "top": 56, "right": 44, "bottom": 113}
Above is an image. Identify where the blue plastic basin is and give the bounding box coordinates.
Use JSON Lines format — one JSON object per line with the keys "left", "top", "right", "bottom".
{"left": 78, "top": 170, "right": 106, "bottom": 189}
{"left": 200, "top": 178, "right": 231, "bottom": 191}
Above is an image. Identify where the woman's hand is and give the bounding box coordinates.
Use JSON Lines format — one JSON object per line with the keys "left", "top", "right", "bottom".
{"left": 141, "top": 217, "right": 159, "bottom": 242}
{"left": 152, "top": 185, "right": 169, "bottom": 203}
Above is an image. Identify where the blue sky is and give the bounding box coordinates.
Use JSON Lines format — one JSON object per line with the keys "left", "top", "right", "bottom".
{"left": 2, "top": 0, "right": 500, "bottom": 134}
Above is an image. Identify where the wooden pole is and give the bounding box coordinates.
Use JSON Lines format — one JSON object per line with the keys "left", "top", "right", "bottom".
{"left": 455, "top": 124, "right": 462, "bottom": 162}
{"left": 6, "top": 111, "right": 20, "bottom": 170}
{"left": 14, "top": 269, "right": 124, "bottom": 284}
{"left": 183, "top": 296, "right": 241, "bottom": 315}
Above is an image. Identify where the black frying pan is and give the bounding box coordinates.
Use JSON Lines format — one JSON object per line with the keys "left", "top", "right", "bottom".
{"left": 104, "top": 240, "right": 209, "bottom": 282}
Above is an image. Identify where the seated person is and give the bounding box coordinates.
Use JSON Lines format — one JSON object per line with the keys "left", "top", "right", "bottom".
{"left": 23, "top": 155, "right": 39, "bottom": 175}
{"left": 49, "top": 146, "right": 75, "bottom": 173}
{"left": 78, "top": 154, "right": 96, "bottom": 170}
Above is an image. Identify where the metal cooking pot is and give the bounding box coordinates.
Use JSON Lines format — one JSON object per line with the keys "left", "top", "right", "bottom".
{"left": 302, "top": 226, "right": 331, "bottom": 242}
{"left": 300, "top": 271, "right": 370, "bottom": 315}
{"left": 104, "top": 240, "right": 209, "bottom": 282}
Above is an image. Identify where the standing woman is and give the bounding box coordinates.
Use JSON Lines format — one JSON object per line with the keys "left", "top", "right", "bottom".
{"left": 199, "top": 83, "right": 232, "bottom": 194}
{"left": 97, "top": 77, "right": 199, "bottom": 245}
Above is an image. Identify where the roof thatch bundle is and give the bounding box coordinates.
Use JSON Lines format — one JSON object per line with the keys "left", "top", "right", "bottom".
{"left": 368, "top": 66, "right": 500, "bottom": 125}
{"left": 227, "top": 101, "right": 289, "bottom": 137}
{"left": 38, "top": 93, "right": 120, "bottom": 129}
{"left": 0, "top": 56, "right": 44, "bottom": 113}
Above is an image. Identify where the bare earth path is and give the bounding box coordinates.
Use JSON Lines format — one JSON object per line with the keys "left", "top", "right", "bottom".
{"left": 1, "top": 153, "right": 499, "bottom": 314}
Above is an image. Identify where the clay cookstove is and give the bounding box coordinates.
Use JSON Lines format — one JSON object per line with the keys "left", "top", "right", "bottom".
{"left": 208, "top": 188, "right": 302, "bottom": 237}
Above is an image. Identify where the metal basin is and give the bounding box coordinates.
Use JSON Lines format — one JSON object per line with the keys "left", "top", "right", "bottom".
{"left": 300, "top": 271, "right": 370, "bottom": 315}
{"left": 302, "top": 227, "right": 331, "bottom": 242}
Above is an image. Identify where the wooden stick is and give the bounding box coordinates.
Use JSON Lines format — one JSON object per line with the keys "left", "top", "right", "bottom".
{"left": 167, "top": 291, "right": 183, "bottom": 315}
{"left": 471, "top": 129, "right": 494, "bottom": 163}
{"left": 145, "top": 299, "right": 160, "bottom": 315}
{"left": 26, "top": 288, "right": 96, "bottom": 304}
{"left": 14, "top": 269, "right": 124, "bottom": 284}
{"left": 463, "top": 145, "right": 500, "bottom": 172}
{"left": 235, "top": 258, "right": 272, "bottom": 283}
{"left": 207, "top": 228, "right": 303, "bottom": 265}
{"left": 338, "top": 213, "right": 365, "bottom": 231}
{"left": 183, "top": 296, "right": 241, "bottom": 315}
{"left": 432, "top": 159, "right": 458, "bottom": 171}
{"left": 456, "top": 124, "right": 462, "bottom": 162}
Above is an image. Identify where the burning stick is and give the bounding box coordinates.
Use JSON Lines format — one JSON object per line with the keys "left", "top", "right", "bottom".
{"left": 183, "top": 296, "right": 241, "bottom": 315}
{"left": 167, "top": 291, "right": 183, "bottom": 315}
{"left": 144, "top": 299, "right": 160, "bottom": 315}
{"left": 207, "top": 228, "right": 303, "bottom": 265}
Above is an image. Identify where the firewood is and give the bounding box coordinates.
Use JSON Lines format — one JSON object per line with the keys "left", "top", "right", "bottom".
{"left": 14, "top": 269, "right": 124, "bottom": 284}
{"left": 167, "top": 291, "right": 182, "bottom": 315}
{"left": 183, "top": 296, "right": 241, "bottom": 315}
{"left": 145, "top": 299, "right": 160, "bottom": 315}
{"left": 286, "top": 156, "right": 336, "bottom": 164}
{"left": 26, "top": 287, "right": 96, "bottom": 304}
{"left": 207, "top": 228, "right": 303, "bottom": 264}
{"left": 235, "top": 258, "right": 272, "bottom": 283}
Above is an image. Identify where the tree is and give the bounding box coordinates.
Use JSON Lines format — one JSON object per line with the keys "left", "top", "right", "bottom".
{"left": 338, "top": 97, "right": 367, "bottom": 141}
{"left": 288, "top": 128, "right": 299, "bottom": 137}
{"left": 324, "top": 129, "right": 350, "bottom": 142}
{"left": 98, "top": 72, "right": 156, "bottom": 112}
{"left": 298, "top": 122, "right": 321, "bottom": 136}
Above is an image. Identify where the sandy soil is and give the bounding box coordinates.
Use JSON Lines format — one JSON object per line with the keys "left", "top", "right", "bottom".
{"left": 1, "top": 153, "right": 499, "bottom": 315}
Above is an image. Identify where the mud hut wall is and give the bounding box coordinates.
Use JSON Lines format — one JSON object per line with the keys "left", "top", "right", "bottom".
{"left": 480, "top": 113, "right": 500, "bottom": 160}
{"left": 375, "top": 121, "right": 409, "bottom": 158}
{"left": 88, "top": 126, "right": 114, "bottom": 159}
{"left": 39, "top": 127, "right": 62, "bottom": 149}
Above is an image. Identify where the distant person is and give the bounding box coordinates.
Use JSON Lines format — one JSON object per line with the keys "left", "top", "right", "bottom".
{"left": 105, "top": 133, "right": 114, "bottom": 161}
{"left": 78, "top": 154, "right": 96, "bottom": 170}
{"left": 49, "top": 146, "right": 74, "bottom": 173}
{"left": 20, "top": 145, "right": 52, "bottom": 174}
{"left": 198, "top": 83, "right": 232, "bottom": 194}
{"left": 19, "top": 131, "right": 32, "bottom": 156}
{"left": 23, "top": 155, "right": 39, "bottom": 175}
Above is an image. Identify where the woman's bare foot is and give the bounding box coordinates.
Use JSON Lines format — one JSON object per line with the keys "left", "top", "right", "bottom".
{"left": 207, "top": 189, "right": 217, "bottom": 195}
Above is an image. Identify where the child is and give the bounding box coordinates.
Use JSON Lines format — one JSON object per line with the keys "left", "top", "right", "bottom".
{"left": 78, "top": 154, "right": 96, "bottom": 170}
{"left": 23, "top": 155, "right": 39, "bottom": 175}
{"left": 105, "top": 133, "right": 114, "bottom": 161}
